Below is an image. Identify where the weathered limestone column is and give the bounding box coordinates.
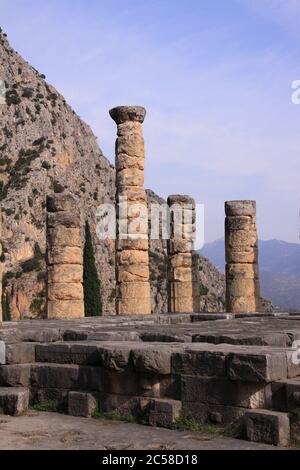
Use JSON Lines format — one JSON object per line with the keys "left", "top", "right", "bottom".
{"left": 46, "top": 194, "right": 84, "bottom": 319}
{"left": 0, "top": 206, "right": 2, "bottom": 322}
{"left": 109, "top": 106, "right": 151, "bottom": 315}
{"left": 225, "top": 200, "right": 260, "bottom": 313}
{"left": 167, "top": 195, "right": 196, "bottom": 313}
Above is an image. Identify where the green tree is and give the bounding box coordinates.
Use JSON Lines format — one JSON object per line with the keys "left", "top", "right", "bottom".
{"left": 83, "top": 221, "right": 102, "bottom": 316}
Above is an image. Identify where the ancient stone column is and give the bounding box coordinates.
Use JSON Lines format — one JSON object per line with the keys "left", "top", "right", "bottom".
{"left": 110, "top": 106, "right": 151, "bottom": 315}
{"left": 167, "top": 195, "right": 196, "bottom": 313}
{"left": 225, "top": 200, "right": 260, "bottom": 313}
{"left": 0, "top": 206, "right": 2, "bottom": 322}
{"left": 46, "top": 194, "right": 84, "bottom": 319}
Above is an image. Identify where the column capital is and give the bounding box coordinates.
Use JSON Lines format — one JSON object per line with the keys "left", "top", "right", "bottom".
{"left": 109, "top": 106, "right": 146, "bottom": 125}
{"left": 225, "top": 200, "right": 256, "bottom": 217}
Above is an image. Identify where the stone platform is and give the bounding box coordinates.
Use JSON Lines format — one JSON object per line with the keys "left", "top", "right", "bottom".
{"left": 1, "top": 312, "right": 300, "bottom": 447}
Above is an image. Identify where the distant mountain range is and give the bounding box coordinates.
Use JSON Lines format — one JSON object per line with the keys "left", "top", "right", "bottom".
{"left": 201, "top": 239, "right": 300, "bottom": 311}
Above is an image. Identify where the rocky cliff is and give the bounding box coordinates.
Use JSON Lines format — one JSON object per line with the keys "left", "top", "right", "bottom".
{"left": 0, "top": 29, "right": 227, "bottom": 318}
{"left": 0, "top": 28, "right": 116, "bottom": 318}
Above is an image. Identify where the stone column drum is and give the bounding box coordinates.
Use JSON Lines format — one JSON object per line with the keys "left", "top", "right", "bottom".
{"left": 46, "top": 194, "right": 84, "bottom": 319}
{"left": 0, "top": 206, "right": 2, "bottom": 322}
{"left": 109, "top": 106, "right": 151, "bottom": 315}
{"left": 167, "top": 195, "right": 196, "bottom": 313}
{"left": 225, "top": 200, "right": 260, "bottom": 313}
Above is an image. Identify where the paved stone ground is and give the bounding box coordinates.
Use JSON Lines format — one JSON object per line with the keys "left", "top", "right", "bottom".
{"left": 0, "top": 411, "right": 281, "bottom": 450}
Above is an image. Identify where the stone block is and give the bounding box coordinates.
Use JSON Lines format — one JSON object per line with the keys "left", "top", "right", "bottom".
{"left": 225, "top": 215, "right": 254, "bottom": 231}
{"left": 286, "top": 379, "right": 300, "bottom": 411}
{"left": 226, "top": 278, "right": 256, "bottom": 297}
{"left": 5, "top": 342, "right": 36, "bottom": 364}
{"left": 100, "top": 369, "right": 164, "bottom": 398}
{"left": 118, "top": 264, "right": 149, "bottom": 282}
{"left": 0, "top": 364, "right": 31, "bottom": 386}
{"left": 116, "top": 154, "right": 144, "bottom": 171}
{"left": 118, "top": 250, "right": 149, "bottom": 265}
{"left": 118, "top": 187, "right": 147, "bottom": 204}
{"left": 227, "top": 230, "right": 257, "bottom": 250}
{"left": 30, "top": 387, "right": 69, "bottom": 409}
{"left": 226, "top": 296, "right": 257, "bottom": 313}
{"left": 225, "top": 200, "right": 256, "bottom": 217}
{"left": 182, "top": 375, "right": 268, "bottom": 408}
{"left": 171, "top": 350, "right": 226, "bottom": 376}
{"left": 97, "top": 345, "right": 131, "bottom": 370}
{"left": 226, "top": 249, "right": 258, "bottom": 264}
{"left": 117, "top": 134, "right": 145, "bottom": 158}
{"left": 47, "top": 246, "right": 83, "bottom": 265}
{"left": 68, "top": 391, "right": 98, "bottom": 418}
{"left": 149, "top": 399, "right": 182, "bottom": 427}
{"left": 228, "top": 352, "right": 287, "bottom": 382}
{"left": 118, "top": 282, "right": 151, "bottom": 299}
{"left": 269, "top": 381, "right": 287, "bottom": 412}
{"left": 116, "top": 297, "right": 151, "bottom": 315}
{"left": 286, "top": 350, "right": 300, "bottom": 378}
{"left": 47, "top": 227, "right": 82, "bottom": 247}
{"left": 244, "top": 409, "right": 290, "bottom": 446}
{"left": 226, "top": 263, "right": 257, "bottom": 280}
{"left": 0, "top": 387, "right": 29, "bottom": 416}
{"left": 169, "top": 253, "right": 193, "bottom": 269}
{"left": 36, "top": 343, "right": 72, "bottom": 364}
{"left": 183, "top": 401, "right": 246, "bottom": 425}
{"left": 48, "top": 264, "right": 83, "bottom": 283}
{"left": 48, "top": 283, "right": 84, "bottom": 301}
{"left": 47, "top": 212, "right": 81, "bottom": 228}
{"left": 31, "top": 363, "right": 81, "bottom": 390}
{"left": 117, "top": 168, "right": 144, "bottom": 187}
{"left": 168, "top": 293, "right": 194, "bottom": 314}
{"left": 131, "top": 348, "right": 171, "bottom": 375}
{"left": 168, "top": 267, "right": 193, "bottom": 282}
{"left": 117, "top": 239, "right": 148, "bottom": 251}
{"left": 47, "top": 300, "right": 84, "bottom": 319}
{"left": 0, "top": 341, "right": 5, "bottom": 364}
{"left": 100, "top": 392, "right": 151, "bottom": 418}
{"left": 167, "top": 240, "right": 193, "bottom": 254}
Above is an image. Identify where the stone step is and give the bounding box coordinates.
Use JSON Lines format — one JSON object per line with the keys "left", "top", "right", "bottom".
{"left": 0, "top": 387, "right": 29, "bottom": 416}
{"left": 244, "top": 409, "right": 290, "bottom": 447}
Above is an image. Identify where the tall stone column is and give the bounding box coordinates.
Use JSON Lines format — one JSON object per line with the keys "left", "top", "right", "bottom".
{"left": 46, "top": 194, "right": 84, "bottom": 319}
{"left": 225, "top": 200, "right": 260, "bottom": 313}
{"left": 110, "top": 106, "right": 151, "bottom": 315}
{"left": 0, "top": 206, "right": 2, "bottom": 322}
{"left": 167, "top": 195, "right": 196, "bottom": 313}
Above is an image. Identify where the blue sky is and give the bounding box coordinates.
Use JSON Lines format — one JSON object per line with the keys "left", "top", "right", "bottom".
{"left": 1, "top": 0, "right": 300, "bottom": 243}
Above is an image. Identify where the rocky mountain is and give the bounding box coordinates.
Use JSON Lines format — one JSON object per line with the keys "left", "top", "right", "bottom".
{"left": 0, "top": 28, "right": 116, "bottom": 318}
{"left": 201, "top": 238, "right": 300, "bottom": 311}
{"left": 0, "top": 28, "right": 227, "bottom": 318}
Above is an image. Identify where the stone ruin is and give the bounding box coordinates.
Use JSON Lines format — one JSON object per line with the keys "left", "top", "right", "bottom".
{"left": 225, "top": 200, "right": 260, "bottom": 314}
{"left": 46, "top": 194, "right": 84, "bottom": 319}
{"left": 167, "top": 195, "right": 196, "bottom": 314}
{"left": 0, "top": 105, "right": 298, "bottom": 448}
{"left": 110, "top": 106, "right": 151, "bottom": 316}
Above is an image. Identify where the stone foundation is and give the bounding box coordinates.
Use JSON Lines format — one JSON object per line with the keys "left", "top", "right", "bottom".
{"left": 0, "top": 313, "right": 299, "bottom": 446}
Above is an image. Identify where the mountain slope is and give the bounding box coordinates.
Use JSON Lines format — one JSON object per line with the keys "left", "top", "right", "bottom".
{"left": 0, "top": 28, "right": 116, "bottom": 318}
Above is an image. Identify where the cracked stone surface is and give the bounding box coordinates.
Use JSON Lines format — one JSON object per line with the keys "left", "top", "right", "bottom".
{"left": 0, "top": 411, "right": 281, "bottom": 450}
